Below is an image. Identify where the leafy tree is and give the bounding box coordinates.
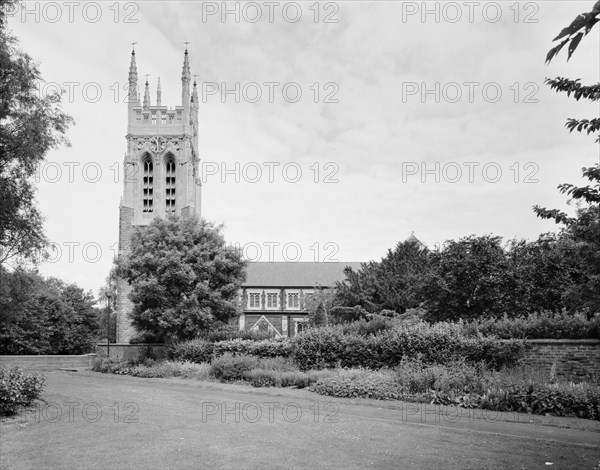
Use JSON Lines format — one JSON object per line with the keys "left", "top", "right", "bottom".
{"left": 0, "top": 0, "right": 73, "bottom": 266}
{"left": 0, "top": 267, "right": 100, "bottom": 354}
{"left": 304, "top": 286, "right": 338, "bottom": 321}
{"left": 335, "top": 240, "right": 431, "bottom": 313}
{"left": 545, "top": 1, "right": 600, "bottom": 64}
{"left": 533, "top": 168, "right": 600, "bottom": 314}
{"left": 536, "top": 4, "right": 600, "bottom": 314}
{"left": 422, "top": 235, "right": 513, "bottom": 321}
{"left": 97, "top": 263, "right": 118, "bottom": 342}
{"left": 310, "top": 302, "right": 328, "bottom": 327}
{"left": 119, "top": 216, "right": 247, "bottom": 341}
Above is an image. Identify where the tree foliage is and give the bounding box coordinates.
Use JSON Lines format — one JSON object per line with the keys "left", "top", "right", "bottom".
{"left": 0, "top": 1, "right": 73, "bottom": 266}
{"left": 335, "top": 240, "right": 430, "bottom": 313}
{"left": 0, "top": 267, "right": 100, "bottom": 354}
{"left": 545, "top": 0, "right": 600, "bottom": 63}
{"left": 119, "top": 216, "right": 247, "bottom": 342}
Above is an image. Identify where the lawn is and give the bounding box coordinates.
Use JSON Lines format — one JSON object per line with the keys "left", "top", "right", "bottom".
{"left": 1, "top": 371, "right": 599, "bottom": 469}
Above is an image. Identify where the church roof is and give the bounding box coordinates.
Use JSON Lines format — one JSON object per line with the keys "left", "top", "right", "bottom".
{"left": 243, "top": 262, "right": 362, "bottom": 288}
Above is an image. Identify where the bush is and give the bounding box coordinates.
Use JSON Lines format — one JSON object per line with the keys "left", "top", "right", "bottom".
{"left": 310, "top": 369, "right": 402, "bottom": 400}
{"left": 205, "top": 325, "right": 277, "bottom": 342}
{"left": 310, "top": 361, "right": 600, "bottom": 420}
{"left": 0, "top": 367, "right": 46, "bottom": 416}
{"left": 329, "top": 306, "right": 369, "bottom": 325}
{"left": 92, "top": 357, "right": 134, "bottom": 375}
{"left": 243, "top": 368, "right": 334, "bottom": 388}
{"left": 213, "top": 338, "right": 292, "bottom": 358}
{"left": 292, "top": 322, "right": 523, "bottom": 371}
{"left": 465, "top": 310, "right": 600, "bottom": 339}
{"left": 169, "top": 339, "right": 214, "bottom": 363}
{"left": 210, "top": 354, "right": 260, "bottom": 382}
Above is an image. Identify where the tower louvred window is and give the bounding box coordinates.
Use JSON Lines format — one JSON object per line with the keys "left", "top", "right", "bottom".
{"left": 143, "top": 157, "right": 153, "bottom": 212}
{"left": 165, "top": 157, "right": 176, "bottom": 212}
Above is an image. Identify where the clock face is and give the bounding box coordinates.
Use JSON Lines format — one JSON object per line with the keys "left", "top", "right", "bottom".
{"left": 151, "top": 136, "right": 166, "bottom": 152}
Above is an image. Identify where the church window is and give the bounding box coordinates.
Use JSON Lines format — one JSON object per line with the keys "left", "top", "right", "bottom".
{"left": 287, "top": 293, "right": 299, "bottom": 309}
{"left": 165, "top": 157, "right": 176, "bottom": 212}
{"left": 161, "top": 114, "right": 166, "bottom": 125}
{"left": 143, "top": 114, "right": 149, "bottom": 122}
{"left": 151, "top": 113, "right": 156, "bottom": 125}
{"left": 296, "top": 321, "right": 307, "bottom": 334}
{"left": 142, "top": 157, "right": 153, "bottom": 212}
{"left": 249, "top": 293, "right": 261, "bottom": 309}
{"left": 266, "top": 293, "right": 278, "bottom": 308}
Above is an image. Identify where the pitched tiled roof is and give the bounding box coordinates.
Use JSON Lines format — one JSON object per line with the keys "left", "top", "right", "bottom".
{"left": 243, "top": 262, "right": 363, "bottom": 288}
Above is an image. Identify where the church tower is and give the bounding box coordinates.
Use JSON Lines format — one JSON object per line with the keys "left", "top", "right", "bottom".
{"left": 116, "top": 47, "right": 202, "bottom": 343}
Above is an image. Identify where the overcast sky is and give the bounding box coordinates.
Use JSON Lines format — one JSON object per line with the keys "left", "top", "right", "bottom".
{"left": 6, "top": 1, "right": 600, "bottom": 296}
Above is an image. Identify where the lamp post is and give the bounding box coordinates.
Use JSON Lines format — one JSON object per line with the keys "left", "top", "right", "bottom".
{"left": 105, "top": 292, "right": 112, "bottom": 358}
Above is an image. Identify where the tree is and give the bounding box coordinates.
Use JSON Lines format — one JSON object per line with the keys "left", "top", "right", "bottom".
{"left": 533, "top": 167, "right": 600, "bottom": 314}
{"left": 535, "top": 3, "right": 600, "bottom": 314}
{"left": 119, "top": 216, "right": 247, "bottom": 341}
{"left": 310, "top": 302, "right": 328, "bottom": 328}
{"left": 422, "top": 235, "right": 513, "bottom": 321}
{"left": 0, "top": 0, "right": 73, "bottom": 266}
{"left": 335, "top": 240, "right": 431, "bottom": 313}
{"left": 304, "top": 285, "right": 338, "bottom": 322}
{"left": 97, "top": 263, "right": 118, "bottom": 342}
{"left": 0, "top": 267, "right": 100, "bottom": 354}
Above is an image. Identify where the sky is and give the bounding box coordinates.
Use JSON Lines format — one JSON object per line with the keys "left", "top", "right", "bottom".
{"left": 5, "top": 0, "right": 600, "bottom": 297}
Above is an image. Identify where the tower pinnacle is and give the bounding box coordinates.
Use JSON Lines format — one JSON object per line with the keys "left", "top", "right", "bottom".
{"left": 157, "top": 77, "right": 162, "bottom": 107}
{"left": 143, "top": 77, "right": 151, "bottom": 109}
{"left": 128, "top": 47, "right": 139, "bottom": 106}
{"left": 182, "top": 48, "right": 191, "bottom": 83}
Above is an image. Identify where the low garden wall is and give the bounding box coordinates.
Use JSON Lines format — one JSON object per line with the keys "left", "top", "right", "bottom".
{"left": 520, "top": 339, "right": 600, "bottom": 381}
{"left": 96, "top": 343, "right": 168, "bottom": 362}
{"left": 0, "top": 354, "right": 97, "bottom": 371}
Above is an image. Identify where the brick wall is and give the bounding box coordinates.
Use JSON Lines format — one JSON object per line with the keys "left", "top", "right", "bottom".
{"left": 0, "top": 355, "right": 96, "bottom": 371}
{"left": 96, "top": 343, "right": 167, "bottom": 362}
{"left": 521, "top": 339, "right": 600, "bottom": 381}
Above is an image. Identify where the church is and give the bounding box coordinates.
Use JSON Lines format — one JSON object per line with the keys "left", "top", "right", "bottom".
{"left": 115, "top": 48, "right": 362, "bottom": 342}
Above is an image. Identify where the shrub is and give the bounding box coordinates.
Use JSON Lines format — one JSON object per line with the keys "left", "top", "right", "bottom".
{"left": 309, "top": 361, "right": 600, "bottom": 420}
{"left": 205, "top": 324, "right": 277, "bottom": 342}
{"left": 465, "top": 310, "right": 600, "bottom": 340}
{"left": 0, "top": 367, "right": 46, "bottom": 416}
{"left": 243, "top": 369, "right": 282, "bottom": 387}
{"left": 213, "top": 338, "right": 292, "bottom": 358}
{"left": 243, "top": 368, "right": 334, "bottom": 388}
{"left": 329, "top": 306, "right": 369, "bottom": 325}
{"left": 92, "top": 357, "right": 137, "bottom": 375}
{"left": 254, "top": 356, "right": 298, "bottom": 372}
{"left": 210, "top": 354, "right": 260, "bottom": 382}
{"left": 169, "top": 339, "right": 214, "bottom": 363}
{"left": 292, "top": 323, "right": 523, "bottom": 371}
{"left": 310, "top": 369, "right": 401, "bottom": 400}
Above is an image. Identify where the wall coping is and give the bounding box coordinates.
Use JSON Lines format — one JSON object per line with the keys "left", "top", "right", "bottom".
{"left": 0, "top": 354, "right": 96, "bottom": 358}
{"left": 521, "top": 339, "right": 600, "bottom": 345}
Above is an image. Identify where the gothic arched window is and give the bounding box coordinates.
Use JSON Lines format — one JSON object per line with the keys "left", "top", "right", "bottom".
{"left": 142, "top": 156, "right": 153, "bottom": 212}
{"left": 165, "top": 156, "right": 176, "bottom": 212}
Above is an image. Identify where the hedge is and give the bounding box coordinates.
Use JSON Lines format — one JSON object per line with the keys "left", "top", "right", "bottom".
{"left": 464, "top": 311, "right": 600, "bottom": 339}
{"left": 292, "top": 323, "right": 523, "bottom": 371}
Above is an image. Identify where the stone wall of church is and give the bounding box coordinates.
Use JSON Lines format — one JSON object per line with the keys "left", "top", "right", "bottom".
{"left": 116, "top": 205, "right": 136, "bottom": 343}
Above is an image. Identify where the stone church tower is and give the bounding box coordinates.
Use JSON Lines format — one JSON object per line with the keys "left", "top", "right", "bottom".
{"left": 116, "top": 47, "right": 201, "bottom": 342}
